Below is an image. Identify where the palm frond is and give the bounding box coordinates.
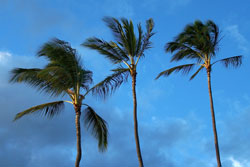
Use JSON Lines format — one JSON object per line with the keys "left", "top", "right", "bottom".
{"left": 14, "top": 101, "right": 64, "bottom": 121}
{"left": 79, "top": 69, "right": 93, "bottom": 91}
{"left": 190, "top": 65, "right": 204, "bottom": 80}
{"left": 38, "top": 38, "right": 78, "bottom": 65}
{"left": 135, "top": 23, "right": 143, "bottom": 56}
{"left": 121, "top": 18, "right": 137, "bottom": 57}
{"left": 9, "top": 68, "right": 56, "bottom": 95}
{"left": 103, "top": 17, "right": 129, "bottom": 50}
{"left": 82, "top": 38, "right": 128, "bottom": 64}
{"left": 156, "top": 64, "right": 195, "bottom": 79}
{"left": 10, "top": 68, "right": 42, "bottom": 84}
{"left": 90, "top": 68, "right": 130, "bottom": 98}
{"left": 212, "top": 56, "right": 242, "bottom": 68}
{"left": 206, "top": 20, "right": 220, "bottom": 52}
{"left": 165, "top": 42, "right": 202, "bottom": 62}
{"left": 10, "top": 67, "right": 69, "bottom": 97}
{"left": 38, "top": 39, "right": 80, "bottom": 70}
{"left": 83, "top": 105, "right": 108, "bottom": 152}
{"left": 137, "top": 18, "right": 155, "bottom": 58}
{"left": 37, "top": 66, "right": 72, "bottom": 88}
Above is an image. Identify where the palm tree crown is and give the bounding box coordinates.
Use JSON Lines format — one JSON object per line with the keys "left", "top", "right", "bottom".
{"left": 82, "top": 17, "right": 154, "bottom": 167}
{"left": 83, "top": 17, "right": 154, "bottom": 95}
{"left": 156, "top": 20, "right": 242, "bottom": 80}
{"left": 10, "top": 38, "right": 108, "bottom": 167}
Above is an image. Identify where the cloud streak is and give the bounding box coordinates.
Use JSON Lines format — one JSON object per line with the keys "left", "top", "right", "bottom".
{"left": 0, "top": 51, "right": 11, "bottom": 64}
{"left": 225, "top": 25, "right": 249, "bottom": 54}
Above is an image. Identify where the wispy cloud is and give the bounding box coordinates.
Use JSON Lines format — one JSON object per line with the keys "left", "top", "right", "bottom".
{"left": 101, "top": 0, "right": 134, "bottom": 18}
{"left": 0, "top": 51, "right": 11, "bottom": 64}
{"left": 168, "top": 0, "right": 191, "bottom": 10}
{"left": 225, "top": 25, "right": 249, "bottom": 54}
{"left": 229, "top": 157, "right": 242, "bottom": 167}
{"left": 142, "top": 0, "right": 191, "bottom": 13}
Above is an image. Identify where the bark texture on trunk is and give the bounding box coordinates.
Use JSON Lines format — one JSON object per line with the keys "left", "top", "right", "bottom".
{"left": 132, "top": 72, "right": 144, "bottom": 167}
{"left": 207, "top": 69, "right": 222, "bottom": 167}
{"left": 74, "top": 105, "right": 82, "bottom": 167}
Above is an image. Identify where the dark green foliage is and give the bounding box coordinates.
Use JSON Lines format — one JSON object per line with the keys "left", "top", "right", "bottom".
{"left": 156, "top": 64, "right": 195, "bottom": 79}
{"left": 157, "top": 20, "right": 242, "bottom": 80}
{"left": 90, "top": 68, "right": 130, "bottom": 98}
{"left": 10, "top": 39, "right": 93, "bottom": 97}
{"left": 83, "top": 105, "right": 108, "bottom": 151}
{"left": 83, "top": 18, "right": 154, "bottom": 97}
{"left": 13, "top": 101, "right": 64, "bottom": 121}
{"left": 83, "top": 38, "right": 128, "bottom": 64}
{"left": 212, "top": 55, "right": 242, "bottom": 68}
{"left": 38, "top": 38, "right": 93, "bottom": 94}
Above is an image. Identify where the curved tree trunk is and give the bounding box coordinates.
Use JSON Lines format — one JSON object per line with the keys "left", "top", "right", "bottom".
{"left": 207, "top": 69, "right": 221, "bottom": 167}
{"left": 74, "top": 105, "right": 82, "bottom": 167}
{"left": 132, "top": 72, "right": 144, "bottom": 167}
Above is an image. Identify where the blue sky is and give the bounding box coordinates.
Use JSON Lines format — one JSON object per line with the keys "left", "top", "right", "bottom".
{"left": 0, "top": 0, "right": 250, "bottom": 167}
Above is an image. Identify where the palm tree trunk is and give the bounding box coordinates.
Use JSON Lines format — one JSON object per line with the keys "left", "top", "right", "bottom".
{"left": 207, "top": 69, "right": 221, "bottom": 167}
{"left": 74, "top": 105, "right": 82, "bottom": 167}
{"left": 132, "top": 72, "right": 144, "bottom": 167}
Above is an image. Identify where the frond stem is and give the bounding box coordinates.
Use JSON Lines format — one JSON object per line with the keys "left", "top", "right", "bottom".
{"left": 64, "top": 100, "right": 73, "bottom": 104}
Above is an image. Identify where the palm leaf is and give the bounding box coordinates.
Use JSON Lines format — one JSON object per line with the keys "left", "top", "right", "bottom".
{"left": 212, "top": 56, "right": 242, "bottom": 68}
{"left": 82, "top": 38, "right": 127, "bottom": 64}
{"left": 166, "top": 42, "right": 202, "bottom": 62}
{"left": 10, "top": 67, "right": 68, "bottom": 97}
{"left": 37, "top": 66, "right": 72, "bottom": 93}
{"left": 14, "top": 101, "right": 64, "bottom": 121}
{"left": 135, "top": 23, "right": 143, "bottom": 56}
{"left": 79, "top": 69, "right": 93, "bottom": 91}
{"left": 137, "top": 18, "right": 155, "bottom": 58}
{"left": 190, "top": 65, "right": 204, "bottom": 80}
{"left": 90, "top": 68, "right": 130, "bottom": 98}
{"left": 206, "top": 20, "right": 220, "bottom": 53}
{"left": 121, "top": 18, "right": 136, "bottom": 57}
{"left": 156, "top": 64, "right": 195, "bottom": 79}
{"left": 38, "top": 38, "right": 82, "bottom": 79}
{"left": 83, "top": 105, "right": 108, "bottom": 152}
{"left": 38, "top": 38, "right": 78, "bottom": 66}
{"left": 10, "top": 68, "right": 42, "bottom": 84}
{"left": 102, "top": 17, "right": 130, "bottom": 53}
{"left": 9, "top": 68, "right": 56, "bottom": 95}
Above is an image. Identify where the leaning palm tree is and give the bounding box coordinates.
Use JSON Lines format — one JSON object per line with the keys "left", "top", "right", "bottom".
{"left": 156, "top": 20, "right": 242, "bottom": 167}
{"left": 82, "top": 17, "right": 154, "bottom": 167}
{"left": 10, "top": 38, "right": 108, "bottom": 167}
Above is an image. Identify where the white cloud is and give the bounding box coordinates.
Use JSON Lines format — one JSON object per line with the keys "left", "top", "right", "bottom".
{"left": 0, "top": 51, "right": 11, "bottom": 64}
{"left": 229, "top": 157, "right": 242, "bottom": 167}
{"left": 227, "top": 156, "right": 250, "bottom": 167}
{"left": 225, "top": 25, "right": 249, "bottom": 53}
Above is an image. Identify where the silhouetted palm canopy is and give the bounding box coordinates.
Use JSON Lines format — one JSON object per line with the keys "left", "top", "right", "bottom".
{"left": 156, "top": 20, "right": 242, "bottom": 167}
{"left": 83, "top": 17, "right": 154, "bottom": 167}
{"left": 83, "top": 17, "right": 154, "bottom": 96}
{"left": 10, "top": 39, "right": 108, "bottom": 166}
{"left": 156, "top": 20, "right": 242, "bottom": 79}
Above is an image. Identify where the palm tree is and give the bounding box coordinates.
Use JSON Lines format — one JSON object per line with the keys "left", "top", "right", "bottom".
{"left": 156, "top": 20, "right": 242, "bottom": 167}
{"left": 82, "top": 17, "right": 154, "bottom": 167}
{"left": 10, "top": 38, "right": 108, "bottom": 167}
